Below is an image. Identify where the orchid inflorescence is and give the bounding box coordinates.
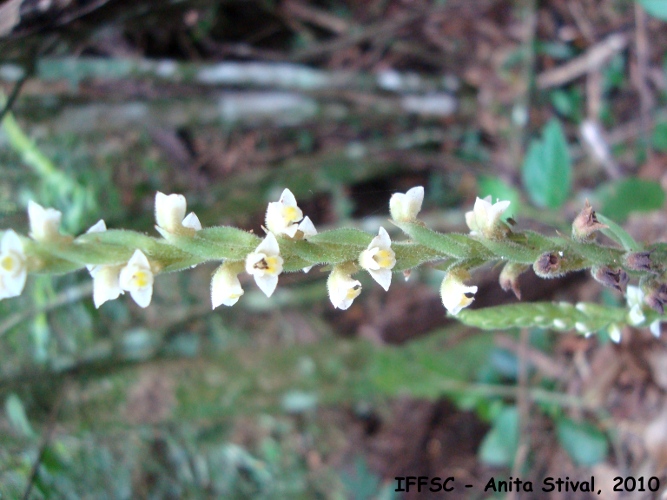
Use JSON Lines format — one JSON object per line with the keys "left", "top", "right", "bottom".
{"left": 1, "top": 186, "right": 666, "bottom": 339}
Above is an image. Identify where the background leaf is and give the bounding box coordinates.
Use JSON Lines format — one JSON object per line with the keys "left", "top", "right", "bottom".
{"left": 478, "top": 406, "right": 519, "bottom": 467}
{"left": 556, "top": 418, "right": 608, "bottom": 466}
{"left": 521, "top": 118, "right": 572, "bottom": 209}
{"left": 639, "top": 0, "right": 667, "bottom": 20}
{"left": 595, "top": 178, "right": 665, "bottom": 222}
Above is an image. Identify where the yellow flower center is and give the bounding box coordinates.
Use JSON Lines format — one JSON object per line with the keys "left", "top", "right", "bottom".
{"left": 346, "top": 284, "right": 361, "bottom": 300}
{"left": 131, "top": 270, "right": 150, "bottom": 288}
{"left": 374, "top": 249, "right": 395, "bottom": 269}
{"left": 1, "top": 254, "right": 17, "bottom": 273}
{"left": 282, "top": 205, "right": 301, "bottom": 223}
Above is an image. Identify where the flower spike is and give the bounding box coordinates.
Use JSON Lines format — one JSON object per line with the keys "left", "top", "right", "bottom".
{"left": 245, "top": 233, "right": 283, "bottom": 297}
{"left": 359, "top": 227, "right": 396, "bottom": 291}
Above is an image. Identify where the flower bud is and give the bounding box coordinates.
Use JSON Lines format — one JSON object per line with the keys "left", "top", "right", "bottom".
{"left": 642, "top": 278, "right": 667, "bottom": 314}
{"left": 624, "top": 251, "right": 652, "bottom": 272}
{"left": 592, "top": 266, "right": 628, "bottom": 293}
{"left": 533, "top": 252, "right": 563, "bottom": 278}
{"left": 389, "top": 186, "right": 424, "bottom": 223}
{"left": 499, "top": 262, "right": 528, "bottom": 299}
{"left": 572, "top": 200, "right": 607, "bottom": 241}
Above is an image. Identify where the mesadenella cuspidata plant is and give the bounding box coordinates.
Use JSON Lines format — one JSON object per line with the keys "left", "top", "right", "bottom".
{"left": 2, "top": 187, "right": 667, "bottom": 340}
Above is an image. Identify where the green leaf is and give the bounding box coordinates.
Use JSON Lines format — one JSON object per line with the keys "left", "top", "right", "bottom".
{"left": 521, "top": 118, "right": 572, "bottom": 208}
{"left": 169, "top": 226, "right": 260, "bottom": 260}
{"left": 5, "top": 393, "right": 36, "bottom": 439}
{"left": 595, "top": 178, "right": 665, "bottom": 223}
{"left": 556, "top": 418, "right": 608, "bottom": 466}
{"left": 392, "top": 222, "right": 472, "bottom": 259}
{"left": 639, "top": 0, "right": 667, "bottom": 20}
{"left": 596, "top": 213, "right": 642, "bottom": 251}
{"left": 651, "top": 121, "right": 667, "bottom": 151}
{"left": 308, "top": 228, "right": 372, "bottom": 246}
{"left": 479, "top": 406, "right": 519, "bottom": 467}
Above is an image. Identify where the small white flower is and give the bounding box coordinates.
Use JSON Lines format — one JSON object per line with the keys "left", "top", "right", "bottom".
{"left": 91, "top": 265, "right": 123, "bottom": 309}
{"left": 28, "top": 201, "right": 62, "bottom": 242}
{"left": 245, "top": 233, "right": 283, "bottom": 297}
{"left": 0, "top": 230, "right": 27, "bottom": 299}
{"left": 359, "top": 227, "right": 396, "bottom": 291}
{"left": 81, "top": 219, "right": 124, "bottom": 308}
{"left": 465, "top": 196, "right": 511, "bottom": 239}
{"left": 155, "top": 191, "right": 202, "bottom": 237}
{"left": 327, "top": 266, "right": 362, "bottom": 310}
{"left": 626, "top": 285, "right": 646, "bottom": 326}
{"left": 389, "top": 186, "right": 424, "bottom": 222}
{"left": 211, "top": 262, "right": 245, "bottom": 308}
{"left": 265, "top": 188, "right": 303, "bottom": 238}
{"left": 440, "top": 270, "right": 478, "bottom": 315}
{"left": 119, "top": 250, "right": 154, "bottom": 308}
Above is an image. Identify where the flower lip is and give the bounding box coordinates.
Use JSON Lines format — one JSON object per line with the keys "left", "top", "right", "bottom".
{"left": 265, "top": 188, "right": 304, "bottom": 238}
{"left": 389, "top": 186, "right": 424, "bottom": 222}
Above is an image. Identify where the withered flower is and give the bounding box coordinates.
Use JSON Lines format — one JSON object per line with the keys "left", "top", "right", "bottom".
{"left": 592, "top": 266, "right": 628, "bottom": 293}
{"left": 572, "top": 200, "right": 608, "bottom": 242}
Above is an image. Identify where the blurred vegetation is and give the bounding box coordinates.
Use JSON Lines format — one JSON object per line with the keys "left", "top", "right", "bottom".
{"left": 1, "top": 0, "right": 667, "bottom": 498}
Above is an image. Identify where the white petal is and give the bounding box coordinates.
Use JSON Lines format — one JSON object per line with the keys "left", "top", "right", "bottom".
{"left": 283, "top": 222, "right": 299, "bottom": 238}
{"left": 297, "top": 216, "right": 317, "bottom": 239}
{"left": 464, "top": 210, "right": 477, "bottom": 233}
{"left": 86, "top": 220, "right": 107, "bottom": 234}
{"left": 327, "top": 268, "right": 361, "bottom": 309}
{"left": 28, "top": 200, "right": 62, "bottom": 241}
{"left": 92, "top": 266, "right": 122, "bottom": 308}
{"left": 127, "top": 249, "right": 150, "bottom": 269}
{"left": 302, "top": 265, "right": 313, "bottom": 273}
{"left": 441, "top": 273, "right": 477, "bottom": 315}
{"left": 628, "top": 304, "right": 645, "bottom": 326}
{"left": 256, "top": 232, "right": 280, "bottom": 256}
{"left": 254, "top": 274, "right": 279, "bottom": 297}
{"left": 389, "top": 186, "right": 424, "bottom": 222}
{"left": 359, "top": 248, "right": 379, "bottom": 270}
{"left": 651, "top": 320, "right": 661, "bottom": 338}
{"left": 130, "top": 286, "right": 153, "bottom": 308}
{"left": 609, "top": 324, "right": 622, "bottom": 343}
{"left": 182, "top": 212, "right": 202, "bottom": 231}
{"left": 211, "top": 264, "right": 244, "bottom": 308}
{"left": 279, "top": 188, "right": 297, "bottom": 207}
{"left": 370, "top": 227, "right": 391, "bottom": 250}
{"left": 626, "top": 285, "right": 644, "bottom": 308}
{"left": 1, "top": 229, "right": 23, "bottom": 255}
{"left": 155, "top": 192, "right": 187, "bottom": 232}
{"left": 369, "top": 268, "right": 392, "bottom": 291}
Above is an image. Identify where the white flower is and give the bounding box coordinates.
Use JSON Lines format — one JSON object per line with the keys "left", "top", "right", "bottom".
{"left": 389, "top": 186, "right": 424, "bottom": 222}
{"left": 465, "top": 196, "right": 511, "bottom": 238}
{"left": 359, "top": 227, "right": 396, "bottom": 291}
{"left": 211, "top": 262, "right": 245, "bottom": 308}
{"left": 440, "top": 270, "right": 478, "bottom": 315}
{"left": 0, "top": 230, "right": 27, "bottom": 299}
{"left": 91, "top": 265, "right": 123, "bottom": 309}
{"left": 28, "top": 201, "right": 62, "bottom": 242}
{"left": 155, "top": 191, "right": 202, "bottom": 237}
{"left": 626, "top": 285, "right": 646, "bottom": 326}
{"left": 82, "top": 219, "right": 124, "bottom": 308}
{"left": 608, "top": 324, "right": 622, "bottom": 344}
{"left": 265, "top": 188, "right": 303, "bottom": 238}
{"left": 245, "top": 233, "right": 283, "bottom": 297}
{"left": 119, "top": 250, "right": 154, "bottom": 308}
{"left": 327, "top": 266, "right": 362, "bottom": 310}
